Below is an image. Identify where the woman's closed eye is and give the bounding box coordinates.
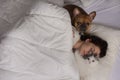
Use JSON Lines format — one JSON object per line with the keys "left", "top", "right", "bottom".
{"left": 88, "top": 48, "right": 95, "bottom": 55}
{"left": 89, "top": 48, "right": 99, "bottom": 57}
{"left": 87, "top": 48, "right": 93, "bottom": 54}
{"left": 90, "top": 48, "right": 95, "bottom": 52}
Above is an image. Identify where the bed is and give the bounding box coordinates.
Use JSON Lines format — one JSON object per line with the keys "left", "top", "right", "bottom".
{"left": 0, "top": 0, "right": 120, "bottom": 80}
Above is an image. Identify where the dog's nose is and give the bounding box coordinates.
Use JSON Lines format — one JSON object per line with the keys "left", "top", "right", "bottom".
{"left": 79, "top": 23, "right": 87, "bottom": 35}
{"left": 80, "top": 23, "right": 87, "bottom": 31}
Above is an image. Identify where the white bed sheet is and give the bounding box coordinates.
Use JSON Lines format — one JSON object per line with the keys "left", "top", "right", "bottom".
{"left": 109, "top": 49, "right": 120, "bottom": 80}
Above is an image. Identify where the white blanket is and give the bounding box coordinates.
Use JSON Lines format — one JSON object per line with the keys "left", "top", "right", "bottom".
{"left": 0, "top": 1, "right": 79, "bottom": 80}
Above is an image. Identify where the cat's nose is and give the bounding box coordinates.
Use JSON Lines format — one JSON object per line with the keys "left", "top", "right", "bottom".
{"left": 92, "top": 60, "right": 95, "bottom": 62}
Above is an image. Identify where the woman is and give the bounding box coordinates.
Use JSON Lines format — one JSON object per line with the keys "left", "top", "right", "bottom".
{"left": 73, "top": 34, "right": 108, "bottom": 58}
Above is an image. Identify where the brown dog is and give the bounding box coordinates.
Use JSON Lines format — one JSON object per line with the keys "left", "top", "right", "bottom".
{"left": 64, "top": 4, "right": 96, "bottom": 33}
{"left": 63, "top": 4, "right": 96, "bottom": 52}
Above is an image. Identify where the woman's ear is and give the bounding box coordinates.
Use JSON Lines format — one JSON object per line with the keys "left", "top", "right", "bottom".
{"left": 85, "top": 39, "right": 91, "bottom": 42}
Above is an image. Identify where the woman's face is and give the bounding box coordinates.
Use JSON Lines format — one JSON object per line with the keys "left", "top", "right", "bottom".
{"left": 79, "top": 40, "right": 100, "bottom": 57}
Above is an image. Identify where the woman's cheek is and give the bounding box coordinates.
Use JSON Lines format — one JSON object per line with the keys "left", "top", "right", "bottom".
{"left": 79, "top": 48, "right": 84, "bottom": 56}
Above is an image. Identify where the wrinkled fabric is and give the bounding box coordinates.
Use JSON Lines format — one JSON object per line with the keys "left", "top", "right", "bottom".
{"left": 83, "top": 0, "right": 120, "bottom": 29}
{"left": 0, "top": 1, "right": 80, "bottom": 80}
{"left": 0, "top": 0, "right": 35, "bottom": 36}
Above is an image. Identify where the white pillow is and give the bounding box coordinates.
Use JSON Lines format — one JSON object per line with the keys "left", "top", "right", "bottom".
{"left": 74, "top": 23, "right": 120, "bottom": 80}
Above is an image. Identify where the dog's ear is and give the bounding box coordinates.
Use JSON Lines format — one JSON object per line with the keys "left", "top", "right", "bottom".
{"left": 89, "top": 11, "right": 96, "bottom": 21}
{"left": 73, "top": 8, "right": 81, "bottom": 17}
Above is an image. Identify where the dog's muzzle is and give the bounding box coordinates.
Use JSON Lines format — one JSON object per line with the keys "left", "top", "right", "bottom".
{"left": 79, "top": 23, "right": 87, "bottom": 35}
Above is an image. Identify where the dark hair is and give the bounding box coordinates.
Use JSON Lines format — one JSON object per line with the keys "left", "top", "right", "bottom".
{"left": 80, "top": 34, "right": 108, "bottom": 58}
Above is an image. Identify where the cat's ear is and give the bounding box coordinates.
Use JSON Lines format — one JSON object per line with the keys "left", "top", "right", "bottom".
{"left": 89, "top": 11, "right": 96, "bottom": 21}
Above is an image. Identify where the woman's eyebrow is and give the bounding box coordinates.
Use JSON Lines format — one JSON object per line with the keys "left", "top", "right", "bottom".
{"left": 91, "top": 47, "right": 95, "bottom": 52}
{"left": 92, "top": 47, "right": 96, "bottom": 54}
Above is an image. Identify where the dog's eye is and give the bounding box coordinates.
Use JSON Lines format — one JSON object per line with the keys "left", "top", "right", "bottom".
{"left": 87, "top": 23, "right": 90, "bottom": 25}
{"left": 77, "top": 22, "right": 81, "bottom": 25}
